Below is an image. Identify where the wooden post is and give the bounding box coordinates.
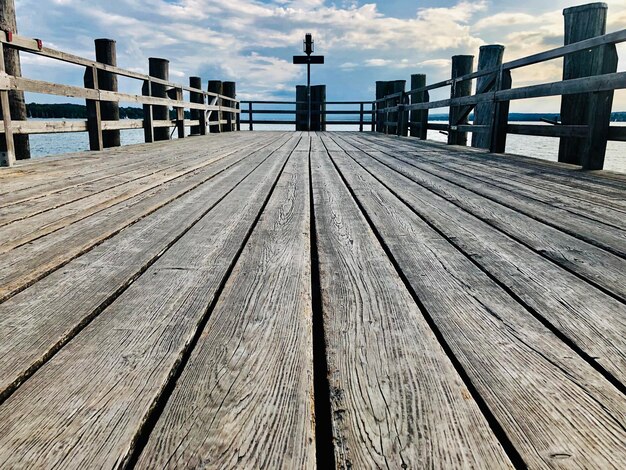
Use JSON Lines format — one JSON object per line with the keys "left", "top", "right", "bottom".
{"left": 0, "top": 0, "right": 29, "bottom": 160}
{"left": 189, "top": 76, "right": 204, "bottom": 136}
{"left": 489, "top": 68, "right": 512, "bottom": 154}
{"left": 142, "top": 79, "right": 154, "bottom": 143}
{"left": 370, "top": 102, "right": 375, "bottom": 132}
{"left": 410, "top": 74, "right": 429, "bottom": 140}
{"left": 311, "top": 85, "right": 326, "bottom": 131}
{"left": 359, "top": 103, "right": 364, "bottom": 132}
{"left": 296, "top": 85, "right": 307, "bottom": 131}
{"left": 207, "top": 80, "right": 222, "bottom": 133}
{"left": 94, "top": 39, "right": 120, "bottom": 148}
{"left": 149, "top": 58, "right": 170, "bottom": 141}
{"left": 222, "top": 81, "right": 236, "bottom": 132}
{"left": 236, "top": 101, "right": 241, "bottom": 131}
{"left": 558, "top": 3, "right": 617, "bottom": 169}
{"left": 472, "top": 45, "right": 504, "bottom": 149}
{"left": 0, "top": 43, "right": 15, "bottom": 166}
{"left": 375, "top": 81, "right": 385, "bottom": 132}
{"left": 248, "top": 102, "right": 253, "bottom": 131}
{"left": 175, "top": 87, "right": 184, "bottom": 139}
{"left": 448, "top": 55, "right": 473, "bottom": 146}
{"left": 83, "top": 65, "right": 103, "bottom": 151}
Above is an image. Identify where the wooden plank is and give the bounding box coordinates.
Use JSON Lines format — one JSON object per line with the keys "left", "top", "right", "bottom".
{"left": 371, "top": 138, "right": 626, "bottom": 229}
{"left": 368, "top": 133, "right": 626, "bottom": 199}
{"left": 0, "top": 137, "right": 262, "bottom": 227}
{"left": 337, "top": 133, "right": 626, "bottom": 300}
{"left": 329, "top": 135, "right": 626, "bottom": 386}
{"left": 0, "top": 135, "right": 286, "bottom": 302}
{"left": 310, "top": 143, "right": 512, "bottom": 468}
{"left": 136, "top": 143, "right": 314, "bottom": 468}
{"left": 0, "top": 134, "right": 295, "bottom": 400}
{"left": 0, "top": 136, "right": 295, "bottom": 468}
{"left": 0, "top": 141, "right": 268, "bottom": 254}
{"left": 322, "top": 135, "right": 626, "bottom": 467}
{"left": 0, "top": 133, "right": 263, "bottom": 205}
{"left": 346, "top": 134, "right": 626, "bottom": 258}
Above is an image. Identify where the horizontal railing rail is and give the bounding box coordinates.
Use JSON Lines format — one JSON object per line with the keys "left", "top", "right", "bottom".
{"left": 375, "top": 19, "right": 626, "bottom": 170}
{"left": 240, "top": 100, "right": 376, "bottom": 131}
{"left": 0, "top": 32, "right": 240, "bottom": 166}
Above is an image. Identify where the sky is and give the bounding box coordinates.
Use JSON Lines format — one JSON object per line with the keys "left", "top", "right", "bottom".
{"left": 14, "top": 0, "right": 626, "bottom": 112}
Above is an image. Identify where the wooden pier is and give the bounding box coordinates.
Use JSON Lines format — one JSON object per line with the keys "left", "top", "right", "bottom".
{"left": 1, "top": 131, "right": 625, "bottom": 468}
{"left": 1, "top": 0, "right": 626, "bottom": 468}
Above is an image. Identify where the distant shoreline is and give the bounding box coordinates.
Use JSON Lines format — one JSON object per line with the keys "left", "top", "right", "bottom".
{"left": 26, "top": 103, "right": 626, "bottom": 122}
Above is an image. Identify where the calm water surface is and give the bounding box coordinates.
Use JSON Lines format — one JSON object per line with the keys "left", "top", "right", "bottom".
{"left": 27, "top": 120, "right": 625, "bottom": 174}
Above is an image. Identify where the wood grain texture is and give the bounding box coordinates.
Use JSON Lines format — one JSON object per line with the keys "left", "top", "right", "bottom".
{"left": 0, "top": 132, "right": 265, "bottom": 225}
{"left": 338, "top": 133, "right": 626, "bottom": 301}
{"left": 329, "top": 133, "right": 626, "bottom": 386}
{"left": 351, "top": 134, "right": 626, "bottom": 257}
{"left": 136, "top": 143, "right": 315, "bottom": 469}
{"left": 0, "top": 136, "right": 275, "bottom": 253}
{"left": 0, "top": 134, "right": 295, "bottom": 400}
{"left": 0, "top": 137, "right": 293, "bottom": 468}
{"left": 324, "top": 136, "right": 626, "bottom": 468}
{"left": 311, "top": 145, "right": 512, "bottom": 469}
{"left": 0, "top": 134, "right": 286, "bottom": 302}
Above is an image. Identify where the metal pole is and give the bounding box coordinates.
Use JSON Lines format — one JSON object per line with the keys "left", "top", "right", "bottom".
{"left": 307, "top": 62, "right": 311, "bottom": 131}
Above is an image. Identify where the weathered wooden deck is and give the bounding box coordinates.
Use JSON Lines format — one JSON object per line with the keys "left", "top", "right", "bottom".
{"left": 1, "top": 131, "right": 625, "bottom": 468}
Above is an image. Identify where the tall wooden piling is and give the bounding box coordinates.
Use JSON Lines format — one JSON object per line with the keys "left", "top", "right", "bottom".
{"left": 448, "top": 55, "right": 473, "bottom": 146}
{"left": 385, "top": 80, "right": 405, "bottom": 135}
{"left": 558, "top": 2, "right": 617, "bottom": 169}
{"left": 83, "top": 66, "right": 103, "bottom": 151}
{"left": 222, "top": 81, "right": 236, "bottom": 132}
{"left": 0, "top": 0, "right": 29, "bottom": 160}
{"left": 189, "top": 76, "right": 205, "bottom": 136}
{"left": 208, "top": 80, "right": 222, "bottom": 133}
{"left": 94, "top": 39, "right": 120, "bottom": 148}
{"left": 296, "top": 85, "right": 307, "bottom": 131}
{"left": 472, "top": 45, "right": 504, "bottom": 149}
{"left": 375, "top": 81, "right": 386, "bottom": 132}
{"left": 149, "top": 58, "right": 170, "bottom": 141}
{"left": 311, "top": 85, "right": 326, "bottom": 131}
{"left": 410, "top": 74, "right": 428, "bottom": 140}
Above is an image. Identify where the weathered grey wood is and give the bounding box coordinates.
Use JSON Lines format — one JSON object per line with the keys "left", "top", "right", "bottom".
{"left": 208, "top": 80, "right": 222, "bottom": 133}
{"left": 0, "top": 0, "right": 29, "bottom": 160}
{"left": 142, "top": 79, "right": 154, "bottom": 143}
{"left": 559, "top": 3, "right": 612, "bottom": 166}
{"left": 409, "top": 74, "right": 428, "bottom": 139}
{"left": 0, "top": 43, "right": 14, "bottom": 166}
{"left": 222, "top": 81, "right": 236, "bottom": 132}
{"left": 311, "top": 144, "right": 512, "bottom": 468}
{"left": 311, "top": 84, "right": 326, "bottom": 131}
{"left": 295, "top": 85, "right": 307, "bottom": 131}
{"left": 490, "top": 69, "right": 512, "bottom": 153}
{"left": 339, "top": 133, "right": 626, "bottom": 300}
{"left": 0, "top": 133, "right": 261, "bottom": 208}
{"left": 375, "top": 80, "right": 385, "bottom": 132}
{"left": 333, "top": 138, "right": 626, "bottom": 386}
{"left": 149, "top": 58, "right": 170, "bottom": 141}
{"left": 0, "top": 134, "right": 294, "bottom": 402}
{"left": 0, "top": 138, "right": 294, "bottom": 468}
{"left": 83, "top": 65, "right": 103, "bottom": 151}
{"left": 94, "top": 39, "right": 120, "bottom": 148}
{"left": 325, "top": 134, "right": 626, "bottom": 468}
{"left": 189, "top": 76, "right": 204, "bottom": 136}
{"left": 0, "top": 135, "right": 283, "bottom": 302}
{"left": 361, "top": 133, "right": 626, "bottom": 256}
{"left": 448, "top": 55, "right": 473, "bottom": 146}
{"left": 472, "top": 45, "right": 504, "bottom": 149}
{"left": 137, "top": 141, "right": 314, "bottom": 469}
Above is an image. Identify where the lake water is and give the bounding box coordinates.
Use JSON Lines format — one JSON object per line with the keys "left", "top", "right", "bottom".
{"left": 26, "top": 121, "right": 626, "bottom": 174}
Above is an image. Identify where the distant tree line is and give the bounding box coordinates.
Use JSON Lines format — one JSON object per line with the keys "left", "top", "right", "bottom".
{"left": 26, "top": 103, "right": 190, "bottom": 119}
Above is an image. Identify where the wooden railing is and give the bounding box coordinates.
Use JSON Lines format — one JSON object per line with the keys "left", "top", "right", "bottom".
{"left": 0, "top": 32, "right": 240, "bottom": 167}
{"left": 240, "top": 100, "right": 375, "bottom": 131}
{"left": 376, "top": 19, "right": 626, "bottom": 170}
